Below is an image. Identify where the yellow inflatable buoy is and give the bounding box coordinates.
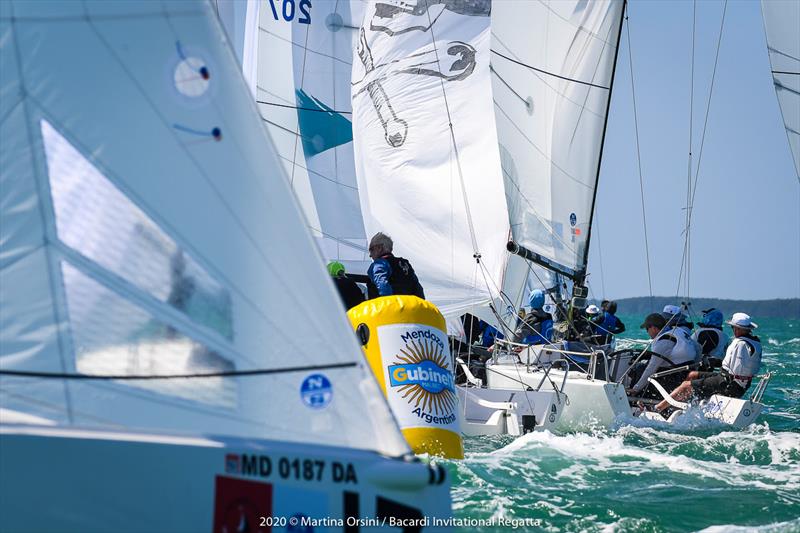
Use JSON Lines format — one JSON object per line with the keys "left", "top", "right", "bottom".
{"left": 348, "top": 295, "right": 464, "bottom": 459}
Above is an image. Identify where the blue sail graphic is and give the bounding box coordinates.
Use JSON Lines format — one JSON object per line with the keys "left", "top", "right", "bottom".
{"left": 295, "top": 89, "right": 353, "bottom": 156}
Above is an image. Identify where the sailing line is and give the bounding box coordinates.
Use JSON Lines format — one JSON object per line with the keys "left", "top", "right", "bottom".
{"left": 491, "top": 50, "right": 611, "bottom": 90}
{"left": 0, "top": 362, "right": 359, "bottom": 380}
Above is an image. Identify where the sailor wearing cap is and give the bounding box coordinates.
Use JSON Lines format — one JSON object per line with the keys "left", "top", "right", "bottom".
{"left": 692, "top": 308, "right": 730, "bottom": 368}
{"left": 653, "top": 312, "right": 763, "bottom": 412}
{"left": 719, "top": 313, "right": 763, "bottom": 390}
{"left": 628, "top": 312, "right": 698, "bottom": 396}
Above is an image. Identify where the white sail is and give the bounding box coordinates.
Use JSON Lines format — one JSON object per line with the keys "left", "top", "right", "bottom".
{"left": 0, "top": 0, "right": 407, "bottom": 457}
{"left": 351, "top": 0, "right": 510, "bottom": 318}
{"left": 252, "top": 0, "right": 373, "bottom": 273}
{"left": 761, "top": 0, "right": 800, "bottom": 181}
{"left": 491, "top": 0, "right": 624, "bottom": 277}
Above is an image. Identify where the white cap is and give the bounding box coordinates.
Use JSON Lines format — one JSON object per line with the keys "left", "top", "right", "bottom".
{"left": 586, "top": 304, "right": 601, "bottom": 315}
{"left": 662, "top": 304, "right": 682, "bottom": 316}
{"left": 727, "top": 312, "right": 758, "bottom": 329}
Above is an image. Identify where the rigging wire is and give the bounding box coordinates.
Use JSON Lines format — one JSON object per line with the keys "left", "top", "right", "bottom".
{"left": 685, "top": 1, "right": 696, "bottom": 303}
{"left": 490, "top": 50, "right": 611, "bottom": 90}
{"left": 425, "top": 8, "right": 480, "bottom": 256}
{"left": 676, "top": 0, "right": 728, "bottom": 295}
{"left": 624, "top": 7, "right": 654, "bottom": 307}
{"left": 594, "top": 208, "right": 607, "bottom": 299}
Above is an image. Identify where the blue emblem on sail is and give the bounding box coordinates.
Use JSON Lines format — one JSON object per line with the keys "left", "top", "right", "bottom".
{"left": 295, "top": 89, "right": 353, "bottom": 156}
{"left": 300, "top": 373, "right": 333, "bottom": 409}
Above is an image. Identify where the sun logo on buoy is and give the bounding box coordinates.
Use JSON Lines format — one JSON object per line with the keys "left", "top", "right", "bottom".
{"left": 388, "top": 336, "right": 456, "bottom": 416}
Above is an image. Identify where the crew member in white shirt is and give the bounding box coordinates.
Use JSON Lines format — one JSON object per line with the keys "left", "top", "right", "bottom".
{"left": 653, "top": 312, "right": 762, "bottom": 413}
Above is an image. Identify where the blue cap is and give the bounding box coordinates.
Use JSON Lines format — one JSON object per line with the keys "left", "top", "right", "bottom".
{"left": 528, "top": 289, "right": 545, "bottom": 309}
{"left": 699, "top": 308, "right": 723, "bottom": 327}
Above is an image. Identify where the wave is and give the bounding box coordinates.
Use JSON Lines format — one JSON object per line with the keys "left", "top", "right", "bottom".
{"left": 768, "top": 337, "right": 800, "bottom": 347}
{"left": 698, "top": 517, "right": 800, "bottom": 532}
{"left": 472, "top": 425, "right": 800, "bottom": 491}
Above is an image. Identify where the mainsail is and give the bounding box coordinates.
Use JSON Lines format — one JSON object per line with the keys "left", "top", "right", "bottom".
{"left": 761, "top": 0, "right": 800, "bottom": 181}
{"left": 492, "top": 0, "right": 625, "bottom": 281}
{"left": 0, "top": 0, "right": 407, "bottom": 457}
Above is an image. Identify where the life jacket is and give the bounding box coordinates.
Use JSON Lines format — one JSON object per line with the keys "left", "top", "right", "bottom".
{"left": 367, "top": 255, "right": 425, "bottom": 300}
{"left": 599, "top": 312, "right": 619, "bottom": 333}
{"left": 654, "top": 326, "right": 700, "bottom": 366}
{"left": 722, "top": 335, "right": 762, "bottom": 386}
{"left": 692, "top": 326, "right": 728, "bottom": 358}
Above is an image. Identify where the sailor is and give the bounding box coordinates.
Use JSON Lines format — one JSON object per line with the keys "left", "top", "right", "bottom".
{"left": 594, "top": 300, "right": 626, "bottom": 344}
{"left": 571, "top": 304, "right": 600, "bottom": 342}
{"left": 366, "top": 232, "right": 425, "bottom": 300}
{"left": 662, "top": 304, "right": 692, "bottom": 329}
{"left": 628, "top": 311, "right": 700, "bottom": 396}
{"left": 692, "top": 308, "right": 730, "bottom": 369}
{"left": 653, "top": 312, "right": 762, "bottom": 411}
{"left": 513, "top": 289, "right": 553, "bottom": 344}
{"left": 327, "top": 261, "right": 365, "bottom": 311}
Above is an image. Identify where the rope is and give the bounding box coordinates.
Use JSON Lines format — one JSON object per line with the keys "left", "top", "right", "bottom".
{"left": 625, "top": 9, "right": 654, "bottom": 307}
{"left": 594, "top": 209, "right": 607, "bottom": 299}
{"left": 677, "top": 0, "right": 728, "bottom": 293}
{"left": 426, "top": 8, "right": 480, "bottom": 256}
{"left": 0, "top": 362, "right": 358, "bottom": 381}
{"left": 681, "top": 0, "right": 697, "bottom": 303}
{"left": 491, "top": 50, "right": 611, "bottom": 90}
{"left": 256, "top": 99, "right": 353, "bottom": 115}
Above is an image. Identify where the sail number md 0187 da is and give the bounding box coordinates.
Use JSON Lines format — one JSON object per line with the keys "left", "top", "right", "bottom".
{"left": 227, "top": 453, "right": 357, "bottom": 484}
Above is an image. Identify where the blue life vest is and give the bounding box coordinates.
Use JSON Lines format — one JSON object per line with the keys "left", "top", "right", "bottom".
{"left": 480, "top": 323, "right": 503, "bottom": 347}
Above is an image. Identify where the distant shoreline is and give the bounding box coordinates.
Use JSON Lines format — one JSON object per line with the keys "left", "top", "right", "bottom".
{"left": 609, "top": 297, "right": 800, "bottom": 319}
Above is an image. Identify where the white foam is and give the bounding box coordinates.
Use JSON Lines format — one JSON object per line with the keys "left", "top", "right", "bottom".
{"left": 478, "top": 425, "right": 800, "bottom": 491}
{"left": 699, "top": 517, "right": 800, "bottom": 532}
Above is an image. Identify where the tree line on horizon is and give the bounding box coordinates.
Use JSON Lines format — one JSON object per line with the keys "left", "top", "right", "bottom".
{"left": 607, "top": 297, "right": 800, "bottom": 319}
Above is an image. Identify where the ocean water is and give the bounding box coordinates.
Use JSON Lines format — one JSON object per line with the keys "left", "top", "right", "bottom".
{"left": 447, "top": 316, "right": 800, "bottom": 532}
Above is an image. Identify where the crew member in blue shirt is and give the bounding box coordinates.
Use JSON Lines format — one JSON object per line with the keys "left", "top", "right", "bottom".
{"left": 366, "top": 232, "right": 425, "bottom": 300}
{"left": 594, "top": 300, "right": 626, "bottom": 343}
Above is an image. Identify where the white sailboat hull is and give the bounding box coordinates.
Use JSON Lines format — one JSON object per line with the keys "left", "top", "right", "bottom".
{"left": 0, "top": 422, "right": 452, "bottom": 532}
{"left": 485, "top": 364, "right": 631, "bottom": 430}
{"left": 457, "top": 386, "right": 563, "bottom": 437}
{"left": 638, "top": 395, "right": 764, "bottom": 429}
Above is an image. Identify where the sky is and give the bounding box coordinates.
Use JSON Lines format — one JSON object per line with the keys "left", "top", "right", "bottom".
{"left": 587, "top": 0, "right": 800, "bottom": 302}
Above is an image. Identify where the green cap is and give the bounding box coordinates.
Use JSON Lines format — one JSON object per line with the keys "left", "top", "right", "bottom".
{"left": 327, "top": 261, "right": 345, "bottom": 277}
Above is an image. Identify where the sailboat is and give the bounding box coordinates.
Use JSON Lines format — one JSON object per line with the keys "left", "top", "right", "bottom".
{"left": 236, "top": 0, "right": 785, "bottom": 436}
{"left": 631, "top": 0, "right": 797, "bottom": 429}
{"left": 347, "top": 0, "right": 632, "bottom": 432}
{"left": 0, "top": 1, "right": 452, "bottom": 529}
{"left": 240, "top": 0, "right": 567, "bottom": 436}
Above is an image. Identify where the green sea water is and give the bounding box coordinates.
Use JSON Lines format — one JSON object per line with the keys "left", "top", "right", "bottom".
{"left": 447, "top": 316, "right": 800, "bottom": 532}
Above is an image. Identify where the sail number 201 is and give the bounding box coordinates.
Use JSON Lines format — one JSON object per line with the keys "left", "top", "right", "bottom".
{"left": 268, "top": 0, "right": 312, "bottom": 24}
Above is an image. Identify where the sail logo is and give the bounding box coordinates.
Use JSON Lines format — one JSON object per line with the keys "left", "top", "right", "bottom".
{"left": 300, "top": 373, "right": 333, "bottom": 409}
{"left": 386, "top": 328, "right": 456, "bottom": 416}
{"left": 390, "top": 360, "right": 454, "bottom": 394}
{"left": 353, "top": 1, "right": 490, "bottom": 147}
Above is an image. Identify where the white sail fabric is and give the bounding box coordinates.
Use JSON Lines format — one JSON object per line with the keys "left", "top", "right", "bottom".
{"left": 491, "top": 0, "right": 623, "bottom": 276}
{"left": 761, "top": 0, "right": 800, "bottom": 181}
{"left": 0, "top": 0, "right": 407, "bottom": 457}
{"left": 252, "top": 0, "right": 372, "bottom": 274}
{"left": 351, "top": 0, "right": 510, "bottom": 318}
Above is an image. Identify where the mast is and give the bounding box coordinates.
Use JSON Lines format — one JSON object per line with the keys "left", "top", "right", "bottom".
{"left": 577, "top": 0, "right": 628, "bottom": 288}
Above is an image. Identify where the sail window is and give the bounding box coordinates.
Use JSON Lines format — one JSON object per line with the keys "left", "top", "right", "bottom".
{"left": 40, "top": 119, "right": 233, "bottom": 342}
{"left": 62, "top": 262, "right": 237, "bottom": 409}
